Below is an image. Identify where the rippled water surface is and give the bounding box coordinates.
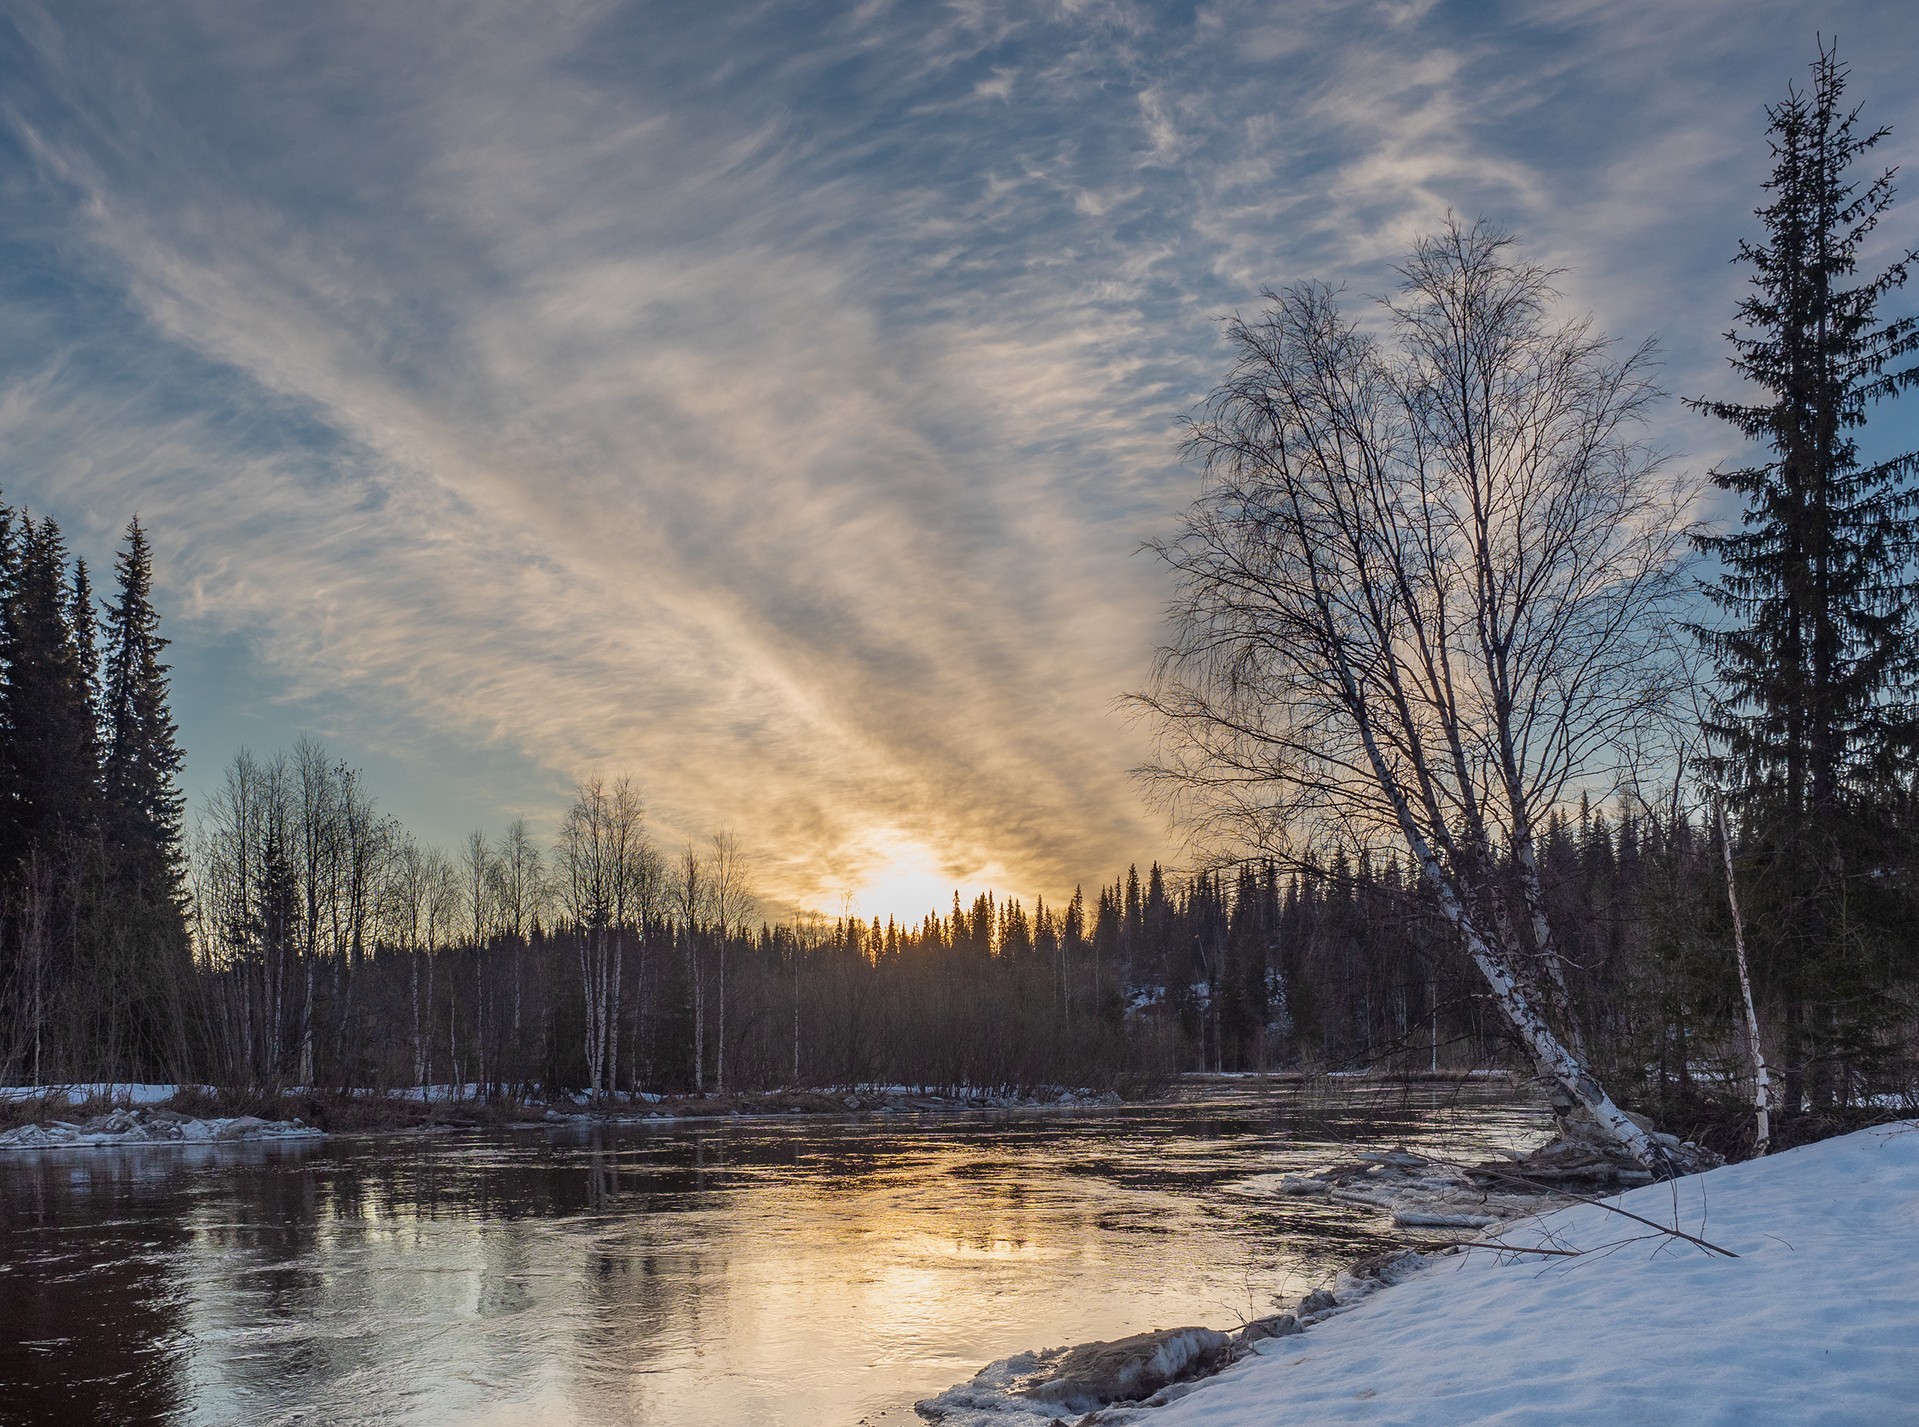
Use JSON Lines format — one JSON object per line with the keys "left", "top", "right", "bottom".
{"left": 0, "top": 1079, "right": 1549, "bottom": 1426}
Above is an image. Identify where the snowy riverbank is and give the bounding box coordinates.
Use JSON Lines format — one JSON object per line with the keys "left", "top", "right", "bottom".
{"left": 0, "top": 1080, "right": 1128, "bottom": 1150}
{"left": 0, "top": 1089, "right": 320, "bottom": 1150}
{"left": 0, "top": 1105, "right": 322, "bottom": 1150}
{"left": 921, "top": 1121, "right": 1919, "bottom": 1426}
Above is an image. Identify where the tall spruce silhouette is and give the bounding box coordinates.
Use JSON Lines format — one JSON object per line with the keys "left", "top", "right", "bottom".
{"left": 0, "top": 517, "right": 102, "bottom": 869}
{"left": 1689, "top": 42, "right": 1919, "bottom": 812}
{"left": 1689, "top": 42, "right": 1919, "bottom": 1110}
{"left": 102, "top": 518, "right": 186, "bottom": 904}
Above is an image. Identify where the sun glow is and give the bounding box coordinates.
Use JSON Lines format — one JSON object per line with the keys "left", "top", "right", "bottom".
{"left": 823, "top": 829, "right": 1011, "bottom": 928}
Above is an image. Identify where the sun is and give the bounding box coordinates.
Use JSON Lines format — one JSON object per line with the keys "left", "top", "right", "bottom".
{"left": 829, "top": 830, "right": 965, "bottom": 928}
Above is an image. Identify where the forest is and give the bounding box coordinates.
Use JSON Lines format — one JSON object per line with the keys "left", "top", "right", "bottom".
{"left": 0, "top": 46, "right": 1915, "bottom": 1155}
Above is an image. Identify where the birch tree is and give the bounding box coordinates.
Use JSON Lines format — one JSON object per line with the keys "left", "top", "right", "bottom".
{"left": 493, "top": 816, "right": 547, "bottom": 1084}
{"left": 1142, "top": 220, "right": 1695, "bottom": 1171}
{"left": 383, "top": 835, "right": 439, "bottom": 1093}
{"left": 560, "top": 777, "right": 650, "bottom": 1096}
{"left": 674, "top": 844, "right": 710, "bottom": 1091}
{"left": 460, "top": 830, "right": 495, "bottom": 1092}
{"left": 708, "top": 831, "right": 755, "bottom": 1093}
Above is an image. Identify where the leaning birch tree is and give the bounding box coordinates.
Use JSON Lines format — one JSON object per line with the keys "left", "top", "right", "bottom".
{"left": 1141, "top": 220, "right": 1694, "bottom": 1171}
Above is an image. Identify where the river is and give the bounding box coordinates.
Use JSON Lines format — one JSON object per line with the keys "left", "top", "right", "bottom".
{"left": 0, "top": 1078, "right": 1548, "bottom": 1426}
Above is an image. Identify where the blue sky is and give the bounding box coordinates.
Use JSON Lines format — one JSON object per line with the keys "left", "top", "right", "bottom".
{"left": 2, "top": 0, "right": 1916, "bottom": 919}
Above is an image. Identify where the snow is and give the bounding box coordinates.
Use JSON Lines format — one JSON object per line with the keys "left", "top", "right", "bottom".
{"left": 0, "top": 1082, "right": 182, "bottom": 1104}
{"left": 1092, "top": 1122, "right": 1919, "bottom": 1426}
{"left": 391, "top": 1082, "right": 486, "bottom": 1103}
{"left": 926, "top": 1329, "right": 1235, "bottom": 1421}
{"left": 0, "top": 1105, "right": 322, "bottom": 1151}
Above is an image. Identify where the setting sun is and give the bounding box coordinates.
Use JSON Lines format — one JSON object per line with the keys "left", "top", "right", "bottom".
{"left": 821, "top": 829, "right": 1021, "bottom": 927}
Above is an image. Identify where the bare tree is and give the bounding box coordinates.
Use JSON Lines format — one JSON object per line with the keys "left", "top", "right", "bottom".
{"left": 708, "top": 831, "right": 755, "bottom": 1093}
{"left": 382, "top": 835, "right": 440, "bottom": 1093}
{"left": 493, "top": 816, "right": 547, "bottom": 1084}
{"left": 421, "top": 843, "right": 460, "bottom": 1093}
{"left": 1141, "top": 220, "right": 1694, "bottom": 1170}
{"left": 460, "top": 830, "right": 495, "bottom": 1092}
{"left": 192, "top": 747, "right": 298, "bottom": 1084}
{"left": 674, "top": 843, "right": 711, "bottom": 1091}
{"left": 559, "top": 777, "right": 650, "bottom": 1097}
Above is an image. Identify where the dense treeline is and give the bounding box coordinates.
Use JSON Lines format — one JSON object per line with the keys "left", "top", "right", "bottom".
{"left": 182, "top": 757, "right": 1857, "bottom": 1099}
{"left": 0, "top": 504, "right": 191, "bottom": 1084}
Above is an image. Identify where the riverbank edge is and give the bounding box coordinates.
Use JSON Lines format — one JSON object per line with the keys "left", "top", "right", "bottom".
{"left": 918, "top": 1119, "right": 1919, "bottom": 1426}
{"left": 913, "top": 1150, "right": 1566, "bottom": 1424}
{"left": 0, "top": 1070, "right": 1527, "bottom": 1145}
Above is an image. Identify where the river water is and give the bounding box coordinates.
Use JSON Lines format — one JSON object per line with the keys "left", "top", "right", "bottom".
{"left": 0, "top": 1078, "right": 1548, "bottom": 1426}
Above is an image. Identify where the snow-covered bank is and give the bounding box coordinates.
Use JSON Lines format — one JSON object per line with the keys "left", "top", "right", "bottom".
{"left": 0, "top": 1081, "right": 182, "bottom": 1105}
{"left": 0, "top": 1080, "right": 1126, "bottom": 1150}
{"left": 0, "top": 1088, "right": 322, "bottom": 1150}
{"left": 0, "top": 1105, "right": 322, "bottom": 1150}
{"left": 924, "top": 1122, "right": 1919, "bottom": 1426}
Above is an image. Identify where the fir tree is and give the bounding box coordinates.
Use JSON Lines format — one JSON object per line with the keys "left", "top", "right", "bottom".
{"left": 1690, "top": 42, "right": 1919, "bottom": 812}
{"left": 0, "top": 494, "right": 15, "bottom": 598}
{"left": 101, "top": 518, "right": 186, "bottom": 903}
{"left": 68, "top": 558, "right": 101, "bottom": 720}
{"left": 0, "top": 518, "right": 103, "bottom": 868}
{"left": 1689, "top": 43, "right": 1919, "bottom": 1107}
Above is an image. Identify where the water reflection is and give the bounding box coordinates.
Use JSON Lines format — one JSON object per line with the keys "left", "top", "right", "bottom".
{"left": 0, "top": 1079, "right": 1548, "bottom": 1426}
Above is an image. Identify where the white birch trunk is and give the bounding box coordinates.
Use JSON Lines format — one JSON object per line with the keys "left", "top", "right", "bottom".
{"left": 691, "top": 930, "right": 705, "bottom": 1093}
{"left": 578, "top": 930, "right": 602, "bottom": 1097}
{"left": 1716, "top": 796, "right": 1774, "bottom": 1155}
{"left": 1339, "top": 654, "right": 1668, "bottom": 1172}
{"left": 412, "top": 952, "right": 424, "bottom": 1094}
{"left": 609, "top": 928, "right": 624, "bottom": 1095}
{"left": 299, "top": 954, "right": 315, "bottom": 1087}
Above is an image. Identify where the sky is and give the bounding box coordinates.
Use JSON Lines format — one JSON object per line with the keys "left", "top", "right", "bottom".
{"left": 1, "top": 0, "right": 1916, "bottom": 923}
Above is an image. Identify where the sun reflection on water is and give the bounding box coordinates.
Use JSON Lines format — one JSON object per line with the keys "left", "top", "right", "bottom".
{"left": 0, "top": 1082, "right": 1551, "bottom": 1426}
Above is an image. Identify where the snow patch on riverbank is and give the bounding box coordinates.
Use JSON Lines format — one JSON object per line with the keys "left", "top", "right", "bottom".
{"left": 1098, "top": 1122, "right": 1919, "bottom": 1426}
{"left": 0, "top": 1082, "right": 182, "bottom": 1104}
{"left": 0, "top": 1106, "right": 322, "bottom": 1150}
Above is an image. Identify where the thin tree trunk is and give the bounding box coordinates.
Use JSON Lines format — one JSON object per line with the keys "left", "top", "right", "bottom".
{"left": 412, "top": 951, "right": 424, "bottom": 1092}
{"left": 299, "top": 952, "right": 315, "bottom": 1087}
{"left": 691, "top": 929, "right": 705, "bottom": 1093}
{"left": 1716, "top": 796, "right": 1774, "bottom": 1154}
{"left": 609, "top": 929, "right": 623, "bottom": 1095}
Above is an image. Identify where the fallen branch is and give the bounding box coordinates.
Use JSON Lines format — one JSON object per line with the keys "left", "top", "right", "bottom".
{"left": 1462, "top": 1161, "right": 1740, "bottom": 1258}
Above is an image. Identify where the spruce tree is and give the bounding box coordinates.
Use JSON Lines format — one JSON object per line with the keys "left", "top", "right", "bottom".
{"left": 0, "top": 493, "right": 15, "bottom": 594}
{"left": 1689, "top": 42, "right": 1919, "bottom": 1107}
{"left": 68, "top": 558, "right": 101, "bottom": 717}
{"left": 0, "top": 518, "right": 103, "bottom": 869}
{"left": 1690, "top": 42, "right": 1919, "bottom": 812}
{"left": 101, "top": 518, "right": 186, "bottom": 905}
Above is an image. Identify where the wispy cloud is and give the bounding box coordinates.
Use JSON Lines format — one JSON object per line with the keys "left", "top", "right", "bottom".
{"left": 1, "top": 0, "right": 1914, "bottom": 915}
